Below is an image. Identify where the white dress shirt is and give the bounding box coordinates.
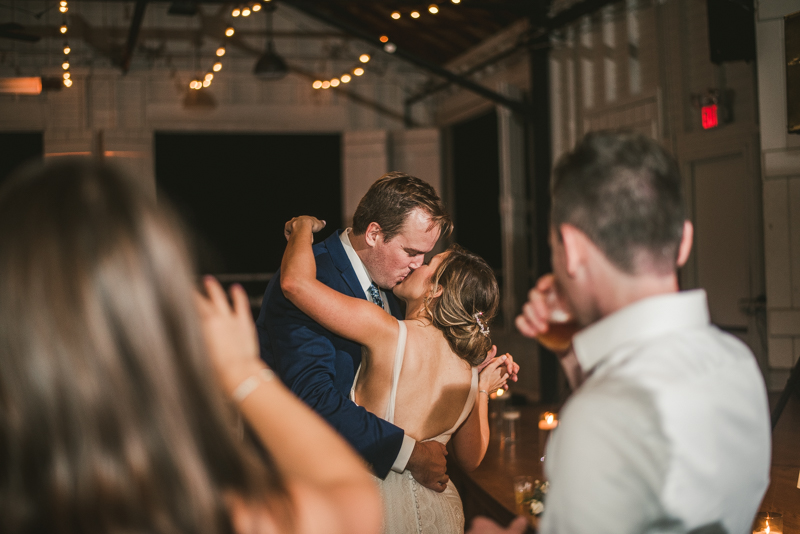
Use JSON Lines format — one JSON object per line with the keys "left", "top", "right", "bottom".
{"left": 340, "top": 228, "right": 415, "bottom": 473}
{"left": 540, "top": 290, "right": 771, "bottom": 534}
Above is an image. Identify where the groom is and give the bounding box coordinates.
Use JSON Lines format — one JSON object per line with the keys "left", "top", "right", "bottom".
{"left": 256, "top": 172, "right": 455, "bottom": 490}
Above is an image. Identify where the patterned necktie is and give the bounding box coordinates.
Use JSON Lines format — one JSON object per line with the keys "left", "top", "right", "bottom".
{"left": 367, "top": 282, "right": 384, "bottom": 310}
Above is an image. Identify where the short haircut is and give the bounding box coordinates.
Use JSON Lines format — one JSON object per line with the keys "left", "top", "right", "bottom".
{"left": 352, "top": 171, "right": 453, "bottom": 241}
{"left": 551, "top": 130, "right": 686, "bottom": 274}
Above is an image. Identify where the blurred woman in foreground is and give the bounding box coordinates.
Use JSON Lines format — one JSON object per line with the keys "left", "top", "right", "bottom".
{"left": 0, "top": 161, "right": 381, "bottom": 534}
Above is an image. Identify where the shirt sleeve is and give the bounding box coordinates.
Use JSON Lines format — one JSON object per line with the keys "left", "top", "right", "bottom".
{"left": 539, "top": 380, "right": 671, "bottom": 534}
{"left": 392, "top": 435, "right": 416, "bottom": 473}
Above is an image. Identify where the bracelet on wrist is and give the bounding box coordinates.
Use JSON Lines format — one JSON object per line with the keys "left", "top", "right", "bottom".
{"left": 232, "top": 368, "right": 276, "bottom": 404}
{"left": 479, "top": 389, "right": 489, "bottom": 398}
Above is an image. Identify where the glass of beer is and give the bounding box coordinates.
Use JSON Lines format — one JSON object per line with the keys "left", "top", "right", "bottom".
{"left": 535, "top": 283, "right": 580, "bottom": 352}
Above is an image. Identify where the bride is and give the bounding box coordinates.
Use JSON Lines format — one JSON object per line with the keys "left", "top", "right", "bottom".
{"left": 280, "top": 216, "right": 515, "bottom": 534}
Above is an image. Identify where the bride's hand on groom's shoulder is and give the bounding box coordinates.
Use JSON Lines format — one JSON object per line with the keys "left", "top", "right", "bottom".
{"left": 284, "top": 216, "right": 326, "bottom": 241}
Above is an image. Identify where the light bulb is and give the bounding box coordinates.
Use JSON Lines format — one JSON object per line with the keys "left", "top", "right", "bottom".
{"left": 330, "top": 78, "right": 340, "bottom": 87}
{"left": 496, "top": 388, "right": 504, "bottom": 396}
{"left": 353, "top": 67, "right": 364, "bottom": 76}
{"left": 384, "top": 43, "right": 397, "bottom": 54}
{"left": 340, "top": 74, "right": 351, "bottom": 83}
{"left": 252, "top": 3, "right": 262, "bottom": 11}
{"left": 429, "top": 4, "right": 439, "bottom": 14}
{"left": 202, "top": 79, "right": 211, "bottom": 87}
{"left": 410, "top": 11, "right": 420, "bottom": 18}
{"left": 391, "top": 11, "right": 401, "bottom": 19}
{"left": 359, "top": 54, "right": 370, "bottom": 63}
{"left": 205, "top": 73, "right": 214, "bottom": 81}
{"left": 312, "top": 80, "right": 322, "bottom": 89}
{"left": 62, "top": 61, "right": 70, "bottom": 70}
{"left": 63, "top": 72, "right": 70, "bottom": 79}
{"left": 321, "top": 80, "right": 331, "bottom": 89}
{"left": 225, "top": 27, "right": 235, "bottom": 37}
{"left": 380, "top": 35, "right": 389, "bottom": 43}
{"left": 213, "top": 62, "right": 223, "bottom": 72}
{"left": 232, "top": 7, "right": 241, "bottom": 16}
{"left": 194, "top": 80, "right": 203, "bottom": 90}
{"left": 63, "top": 45, "right": 70, "bottom": 54}
{"left": 189, "top": 81, "right": 197, "bottom": 89}
{"left": 59, "top": 5, "right": 68, "bottom": 12}
{"left": 451, "top": 0, "right": 460, "bottom": 3}
{"left": 216, "top": 47, "right": 226, "bottom": 57}
{"left": 64, "top": 78, "right": 72, "bottom": 87}
{"left": 242, "top": 7, "right": 251, "bottom": 16}
{"left": 60, "top": 1, "right": 67, "bottom": 6}
{"left": 60, "top": 25, "right": 68, "bottom": 34}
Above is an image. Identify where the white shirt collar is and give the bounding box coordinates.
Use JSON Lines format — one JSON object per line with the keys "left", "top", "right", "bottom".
{"left": 572, "top": 289, "right": 710, "bottom": 374}
{"left": 340, "top": 228, "right": 387, "bottom": 310}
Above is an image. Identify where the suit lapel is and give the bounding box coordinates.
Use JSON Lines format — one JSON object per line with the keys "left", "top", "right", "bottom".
{"left": 324, "top": 230, "right": 367, "bottom": 300}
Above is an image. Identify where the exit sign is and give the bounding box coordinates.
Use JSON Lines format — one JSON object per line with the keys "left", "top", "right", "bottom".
{"left": 702, "top": 104, "right": 719, "bottom": 129}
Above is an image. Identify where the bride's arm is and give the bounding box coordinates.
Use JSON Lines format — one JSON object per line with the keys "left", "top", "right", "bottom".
{"left": 450, "top": 353, "right": 510, "bottom": 472}
{"left": 279, "top": 216, "right": 396, "bottom": 349}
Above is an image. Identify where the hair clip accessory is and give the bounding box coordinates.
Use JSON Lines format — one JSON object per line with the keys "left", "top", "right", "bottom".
{"left": 474, "top": 312, "right": 490, "bottom": 336}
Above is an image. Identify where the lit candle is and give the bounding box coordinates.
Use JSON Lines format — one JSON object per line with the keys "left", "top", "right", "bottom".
{"left": 538, "top": 411, "right": 558, "bottom": 430}
{"left": 753, "top": 513, "right": 782, "bottom": 534}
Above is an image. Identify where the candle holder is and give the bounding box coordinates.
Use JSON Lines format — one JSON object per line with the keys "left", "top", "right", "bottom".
{"left": 752, "top": 512, "right": 782, "bottom": 534}
{"left": 538, "top": 411, "right": 559, "bottom": 462}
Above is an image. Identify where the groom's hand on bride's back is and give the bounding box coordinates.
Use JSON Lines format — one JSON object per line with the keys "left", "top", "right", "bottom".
{"left": 406, "top": 440, "right": 449, "bottom": 492}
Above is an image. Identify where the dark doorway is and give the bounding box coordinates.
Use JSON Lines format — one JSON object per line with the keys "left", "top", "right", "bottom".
{"left": 154, "top": 132, "right": 341, "bottom": 282}
{"left": 450, "top": 110, "right": 502, "bottom": 290}
{"left": 0, "top": 132, "right": 44, "bottom": 185}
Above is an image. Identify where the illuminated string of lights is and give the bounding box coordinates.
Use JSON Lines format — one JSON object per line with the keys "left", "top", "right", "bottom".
{"left": 390, "top": 0, "right": 459, "bottom": 21}
{"left": 311, "top": 51, "right": 371, "bottom": 90}
{"left": 189, "top": 2, "right": 271, "bottom": 90}
{"left": 59, "top": 1, "right": 72, "bottom": 87}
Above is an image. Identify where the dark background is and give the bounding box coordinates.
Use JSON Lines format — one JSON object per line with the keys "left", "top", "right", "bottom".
{"left": 0, "top": 132, "right": 44, "bottom": 185}
{"left": 155, "top": 132, "right": 342, "bottom": 277}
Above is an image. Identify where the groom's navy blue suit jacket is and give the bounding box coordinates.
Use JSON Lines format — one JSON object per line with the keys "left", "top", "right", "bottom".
{"left": 256, "top": 230, "right": 405, "bottom": 478}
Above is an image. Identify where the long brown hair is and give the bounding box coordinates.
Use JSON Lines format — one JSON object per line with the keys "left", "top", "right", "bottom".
{"left": 424, "top": 245, "right": 499, "bottom": 366}
{"left": 0, "top": 161, "right": 287, "bottom": 533}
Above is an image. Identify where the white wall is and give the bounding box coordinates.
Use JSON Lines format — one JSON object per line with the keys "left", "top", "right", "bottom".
{"left": 757, "top": 0, "right": 800, "bottom": 390}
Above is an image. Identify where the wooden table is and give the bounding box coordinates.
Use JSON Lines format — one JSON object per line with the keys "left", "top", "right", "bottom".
{"left": 449, "top": 404, "right": 556, "bottom": 533}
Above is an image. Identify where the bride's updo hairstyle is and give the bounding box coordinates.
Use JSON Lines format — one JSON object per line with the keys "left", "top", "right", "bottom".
{"left": 0, "top": 161, "right": 289, "bottom": 534}
{"left": 424, "top": 245, "right": 499, "bottom": 366}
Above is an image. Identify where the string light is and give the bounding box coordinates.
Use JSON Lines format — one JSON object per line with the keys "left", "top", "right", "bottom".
{"left": 232, "top": 7, "right": 241, "bottom": 16}
{"left": 330, "top": 78, "right": 340, "bottom": 87}
{"left": 225, "top": 27, "right": 235, "bottom": 37}
{"left": 63, "top": 45, "right": 70, "bottom": 54}
{"left": 205, "top": 73, "right": 214, "bottom": 82}
{"left": 380, "top": 35, "right": 389, "bottom": 43}
{"left": 451, "top": 0, "right": 461, "bottom": 3}
{"left": 202, "top": 79, "right": 211, "bottom": 87}
{"left": 216, "top": 47, "right": 226, "bottom": 57}
{"left": 321, "top": 80, "right": 331, "bottom": 89}
{"left": 429, "top": 4, "right": 439, "bottom": 14}
{"left": 213, "top": 62, "right": 222, "bottom": 72}
{"left": 391, "top": 11, "right": 401, "bottom": 19}
{"left": 410, "top": 11, "right": 420, "bottom": 18}
{"left": 64, "top": 78, "right": 72, "bottom": 87}
{"left": 63, "top": 72, "right": 70, "bottom": 79}
{"left": 353, "top": 67, "right": 364, "bottom": 76}
{"left": 242, "top": 6, "right": 251, "bottom": 16}
{"left": 340, "top": 74, "right": 351, "bottom": 83}
{"left": 252, "top": 3, "right": 262, "bottom": 11}
{"left": 312, "top": 80, "right": 323, "bottom": 89}
{"left": 62, "top": 61, "right": 70, "bottom": 70}
{"left": 384, "top": 43, "right": 397, "bottom": 53}
{"left": 359, "top": 54, "right": 370, "bottom": 63}
{"left": 60, "top": 24, "right": 68, "bottom": 34}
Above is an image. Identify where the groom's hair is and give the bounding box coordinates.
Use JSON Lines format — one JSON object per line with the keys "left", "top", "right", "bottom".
{"left": 352, "top": 172, "right": 452, "bottom": 242}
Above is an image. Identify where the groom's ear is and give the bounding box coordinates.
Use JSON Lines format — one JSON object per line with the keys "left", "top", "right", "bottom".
{"left": 364, "top": 222, "right": 383, "bottom": 247}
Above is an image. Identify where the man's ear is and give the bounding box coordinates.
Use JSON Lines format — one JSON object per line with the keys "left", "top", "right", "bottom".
{"left": 559, "top": 223, "right": 590, "bottom": 277}
{"left": 677, "top": 220, "right": 693, "bottom": 267}
{"left": 364, "top": 222, "right": 383, "bottom": 247}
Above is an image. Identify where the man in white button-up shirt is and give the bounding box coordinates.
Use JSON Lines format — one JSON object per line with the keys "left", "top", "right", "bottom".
{"left": 471, "top": 131, "right": 770, "bottom": 534}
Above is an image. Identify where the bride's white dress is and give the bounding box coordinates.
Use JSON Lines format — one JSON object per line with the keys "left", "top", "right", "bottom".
{"left": 350, "top": 321, "right": 478, "bottom": 534}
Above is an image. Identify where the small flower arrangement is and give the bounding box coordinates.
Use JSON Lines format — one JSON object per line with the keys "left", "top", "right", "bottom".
{"left": 526, "top": 480, "right": 549, "bottom": 516}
